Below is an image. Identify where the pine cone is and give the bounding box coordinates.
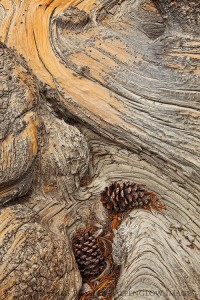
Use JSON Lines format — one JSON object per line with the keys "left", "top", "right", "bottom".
{"left": 101, "top": 181, "right": 158, "bottom": 213}
{"left": 72, "top": 229, "right": 106, "bottom": 280}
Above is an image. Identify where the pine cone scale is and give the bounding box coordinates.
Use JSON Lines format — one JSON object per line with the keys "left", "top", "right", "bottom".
{"left": 72, "top": 229, "right": 106, "bottom": 281}
{"left": 101, "top": 181, "right": 162, "bottom": 213}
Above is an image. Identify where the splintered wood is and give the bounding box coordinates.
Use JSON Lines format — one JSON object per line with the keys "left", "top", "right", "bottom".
{"left": 0, "top": 0, "right": 200, "bottom": 299}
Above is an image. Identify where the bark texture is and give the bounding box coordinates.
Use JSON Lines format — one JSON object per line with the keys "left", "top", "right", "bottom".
{"left": 0, "top": 0, "right": 200, "bottom": 299}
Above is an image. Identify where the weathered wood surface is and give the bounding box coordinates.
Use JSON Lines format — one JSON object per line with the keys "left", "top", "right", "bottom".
{"left": 0, "top": 0, "right": 200, "bottom": 299}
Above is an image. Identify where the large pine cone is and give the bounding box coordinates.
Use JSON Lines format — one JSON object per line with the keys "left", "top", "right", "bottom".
{"left": 101, "top": 181, "right": 158, "bottom": 213}
{"left": 72, "top": 229, "right": 106, "bottom": 280}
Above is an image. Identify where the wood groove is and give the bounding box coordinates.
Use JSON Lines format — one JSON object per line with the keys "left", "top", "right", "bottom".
{"left": 0, "top": 0, "right": 200, "bottom": 299}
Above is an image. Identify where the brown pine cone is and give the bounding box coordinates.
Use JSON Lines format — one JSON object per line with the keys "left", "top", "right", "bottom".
{"left": 72, "top": 229, "right": 106, "bottom": 280}
{"left": 101, "top": 181, "right": 160, "bottom": 213}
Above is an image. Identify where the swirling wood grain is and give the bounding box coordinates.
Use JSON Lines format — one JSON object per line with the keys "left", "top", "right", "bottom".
{"left": 0, "top": 0, "right": 199, "bottom": 299}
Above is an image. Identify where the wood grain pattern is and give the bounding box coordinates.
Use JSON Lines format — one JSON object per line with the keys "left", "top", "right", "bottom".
{"left": 0, "top": 0, "right": 200, "bottom": 299}
{"left": 0, "top": 205, "right": 80, "bottom": 300}
{"left": 0, "top": 43, "right": 40, "bottom": 204}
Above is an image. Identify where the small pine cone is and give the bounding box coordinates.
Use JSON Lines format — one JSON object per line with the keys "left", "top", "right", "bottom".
{"left": 101, "top": 181, "right": 159, "bottom": 213}
{"left": 72, "top": 229, "right": 106, "bottom": 280}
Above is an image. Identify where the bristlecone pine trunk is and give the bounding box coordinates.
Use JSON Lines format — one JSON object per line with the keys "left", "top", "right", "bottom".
{"left": 0, "top": 0, "right": 200, "bottom": 299}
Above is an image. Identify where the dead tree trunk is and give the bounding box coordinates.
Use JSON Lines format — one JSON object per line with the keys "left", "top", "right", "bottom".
{"left": 0, "top": 0, "right": 200, "bottom": 299}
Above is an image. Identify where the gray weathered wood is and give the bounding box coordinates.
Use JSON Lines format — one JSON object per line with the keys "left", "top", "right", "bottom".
{"left": 0, "top": 0, "right": 199, "bottom": 299}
